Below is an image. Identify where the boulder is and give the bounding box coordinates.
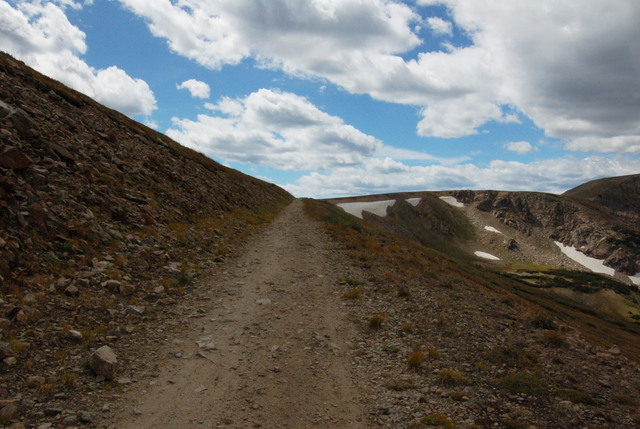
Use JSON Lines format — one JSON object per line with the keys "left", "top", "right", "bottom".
{"left": 89, "top": 345, "right": 117, "bottom": 380}
{"left": 0, "top": 146, "right": 33, "bottom": 170}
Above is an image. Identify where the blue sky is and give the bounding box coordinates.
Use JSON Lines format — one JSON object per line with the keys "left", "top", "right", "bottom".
{"left": 1, "top": 0, "right": 639, "bottom": 197}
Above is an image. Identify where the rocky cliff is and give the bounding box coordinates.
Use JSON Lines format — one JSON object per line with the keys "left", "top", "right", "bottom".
{"left": 450, "top": 185, "right": 640, "bottom": 275}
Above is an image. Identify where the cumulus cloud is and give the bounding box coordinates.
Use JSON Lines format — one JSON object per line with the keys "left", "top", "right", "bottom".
{"left": 504, "top": 141, "right": 536, "bottom": 155}
{"left": 0, "top": 0, "right": 156, "bottom": 116}
{"left": 426, "top": 16, "right": 452, "bottom": 37}
{"left": 119, "top": 0, "right": 640, "bottom": 151}
{"left": 285, "top": 156, "right": 640, "bottom": 198}
{"left": 177, "top": 79, "right": 210, "bottom": 99}
{"left": 167, "top": 89, "right": 382, "bottom": 171}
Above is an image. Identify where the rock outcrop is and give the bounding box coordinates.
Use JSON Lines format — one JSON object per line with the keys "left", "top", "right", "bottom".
{"left": 450, "top": 186, "right": 640, "bottom": 275}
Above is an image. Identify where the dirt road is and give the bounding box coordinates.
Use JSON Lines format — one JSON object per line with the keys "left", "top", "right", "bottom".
{"left": 108, "top": 200, "right": 369, "bottom": 428}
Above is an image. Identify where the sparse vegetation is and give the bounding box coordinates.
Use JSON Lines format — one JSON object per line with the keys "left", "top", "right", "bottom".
{"left": 436, "top": 369, "right": 470, "bottom": 386}
{"left": 541, "top": 330, "right": 567, "bottom": 347}
{"left": 612, "top": 395, "right": 638, "bottom": 406}
{"left": 407, "top": 351, "right": 427, "bottom": 369}
{"left": 498, "top": 372, "right": 548, "bottom": 395}
{"left": 504, "top": 268, "right": 635, "bottom": 296}
{"left": 341, "top": 287, "right": 362, "bottom": 300}
{"left": 418, "top": 413, "right": 455, "bottom": 428}
{"left": 368, "top": 314, "right": 386, "bottom": 329}
{"left": 527, "top": 313, "right": 558, "bottom": 330}
{"left": 384, "top": 377, "right": 417, "bottom": 391}
{"left": 555, "top": 388, "right": 596, "bottom": 405}
{"left": 483, "top": 343, "right": 537, "bottom": 368}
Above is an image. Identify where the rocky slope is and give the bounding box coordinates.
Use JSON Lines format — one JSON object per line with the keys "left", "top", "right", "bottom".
{"left": 306, "top": 200, "right": 640, "bottom": 428}
{"left": 0, "top": 52, "right": 292, "bottom": 425}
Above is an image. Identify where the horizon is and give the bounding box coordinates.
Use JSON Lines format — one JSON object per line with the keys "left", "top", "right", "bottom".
{"left": 1, "top": 0, "right": 639, "bottom": 198}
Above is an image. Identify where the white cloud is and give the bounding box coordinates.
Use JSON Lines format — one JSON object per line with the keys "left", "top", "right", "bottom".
{"left": 0, "top": 0, "right": 156, "bottom": 116}
{"left": 285, "top": 156, "right": 640, "bottom": 198}
{"left": 177, "top": 79, "right": 210, "bottom": 99}
{"left": 504, "top": 141, "right": 536, "bottom": 155}
{"left": 426, "top": 16, "right": 452, "bottom": 37}
{"left": 167, "top": 89, "right": 382, "bottom": 171}
{"left": 119, "top": 0, "right": 640, "bottom": 152}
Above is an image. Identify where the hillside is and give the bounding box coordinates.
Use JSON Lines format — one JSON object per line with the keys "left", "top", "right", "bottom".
{"left": 305, "top": 199, "right": 640, "bottom": 428}
{"left": 1, "top": 51, "right": 640, "bottom": 428}
{"left": 328, "top": 179, "right": 640, "bottom": 282}
{"left": 563, "top": 174, "right": 640, "bottom": 225}
{"left": 0, "top": 52, "right": 292, "bottom": 424}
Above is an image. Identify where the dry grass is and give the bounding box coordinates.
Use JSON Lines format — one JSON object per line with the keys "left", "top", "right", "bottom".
{"left": 341, "top": 287, "right": 362, "bottom": 300}
{"left": 483, "top": 343, "right": 537, "bottom": 368}
{"left": 368, "top": 314, "right": 386, "bottom": 329}
{"left": 498, "top": 372, "right": 548, "bottom": 395}
{"left": 407, "top": 351, "right": 427, "bottom": 369}
{"left": 436, "top": 369, "right": 470, "bottom": 386}
{"left": 541, "top": 331, "right": 567, "bottom": 347}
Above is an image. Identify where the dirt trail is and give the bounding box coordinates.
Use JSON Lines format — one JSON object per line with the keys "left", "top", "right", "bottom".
{"left": 108, "top": 200, "right": 369, "bottom": 428}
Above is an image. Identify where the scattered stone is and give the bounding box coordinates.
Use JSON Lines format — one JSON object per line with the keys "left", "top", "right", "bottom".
{"left": 102, "top": 279, "right": 122, "bottom": 292}
{"left": 44, "top": 408, "right": 62, "bottom": 416}
{"left": 194, "top": 385, "right": 208, "bottom": 393}
{"left": 506, "top": 238, "right": 519, "bottom": 251}
{"left": 79, "top": 411, "right": 97, "bottom": 423}
{"left": 255, "top": 299, "right": 272, "bottom": 305}
{"left": 0, "top": 401, "right": 19, "bottom": 421}
{"left": 126, "top": 305, "right": 145, "bottom": 315}
{"left": 64, "top": 284, "right": 79, "bottom": 297}
{"left": 2, "top": 357, "right": 17, "bottom": 366}
{"left": 22, "top": 293, "right": 37, "bottom": 304}
{"left": 0, "top": 341, "right": 13, "bottom": 359}
{"left": 68, "top": 330, "right": 84, "bottom": 342}
{"left": 89, "top": 345, "right": 118, "bottom": 380}
{"left": 27, "top": 375, "right": 46, "bottom": 388}
{"left": 119, "top": 282, "right": 135, "bottom": 296}
{"left": 0, "top": 146, "right": 33, "bottom": 170}
{"left": 61, "top": 415, "right": 78, "bottom": 427}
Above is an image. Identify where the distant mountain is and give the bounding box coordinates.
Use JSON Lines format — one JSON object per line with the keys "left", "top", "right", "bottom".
{"left": 563, "top": 174, "right": 640, "bottom": 225}
{"left": 328, "top": 177, "right": 640, "bottom": 280}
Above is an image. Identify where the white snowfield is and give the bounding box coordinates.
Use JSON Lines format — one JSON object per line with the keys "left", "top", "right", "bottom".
{"left": 484, "top": 226, "right": 502, "bottom": 234}
{"left": 629, "top": 273, "right": 640, "bottom": 286}
{"left": 554, "top": 241, "right": 615, "bottom": 276}
{"left": 439, "top": 196, "right": 464, "bottom": 208}
{"left": 474, "top": 251, "right": 501, "bottom": 260}
{"left": 406, "top": 198, "right": 421, "bottom": 207}
{"left": 337, "top": 200, "right": 396, "bottom": 219}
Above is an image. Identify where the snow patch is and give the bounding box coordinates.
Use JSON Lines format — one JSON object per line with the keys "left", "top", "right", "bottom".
{"left": 554, "top": 241, "right": 615, "bottom": 276}
{"left": 484, "top": 226, "right": 502, "bottom": 234}
{"left": 628, "top": 273, "right": 640, "bottom": 286}
{"left": 474, "top": 251, "right": 500, "bottom": 261}
{"left": 439, "top": 196, "right": 464, "bottom": 208}
{"left": 337, "top": 200, "right": 396, "bottom": 219}
{"left": 406, "top": 198, "right": 421, "bottom": 207}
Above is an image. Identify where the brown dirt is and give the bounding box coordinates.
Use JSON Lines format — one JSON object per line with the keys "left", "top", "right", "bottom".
{"left": 104, "top": 200, "right": 369, "bottom": 428}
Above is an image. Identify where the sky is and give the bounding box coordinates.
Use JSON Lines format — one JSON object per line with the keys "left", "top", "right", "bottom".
{"left": 1, "top": 0, "right": 639, "bottom": 198}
